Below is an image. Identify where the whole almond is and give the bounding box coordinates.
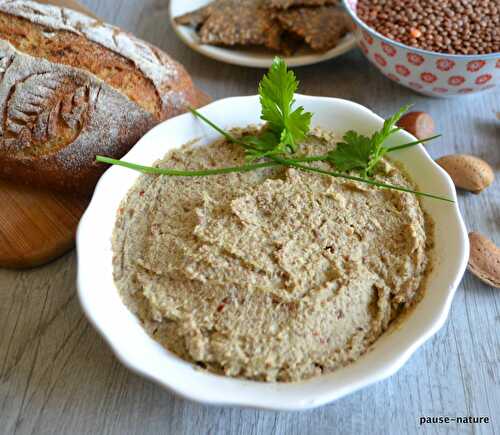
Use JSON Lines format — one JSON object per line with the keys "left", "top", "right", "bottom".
{"left": 468, "top": 232, "right": 500, "bottom": 288}
{"left": 398, "top": 111, "right": 435, "bottom": 140}
{"left": 436, "top": 154, "right": 494, "bottom": 193}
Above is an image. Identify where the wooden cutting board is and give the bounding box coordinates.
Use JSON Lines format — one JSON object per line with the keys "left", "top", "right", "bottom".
{"left": 0, "top": 0, "right": 94, "bottom": 269}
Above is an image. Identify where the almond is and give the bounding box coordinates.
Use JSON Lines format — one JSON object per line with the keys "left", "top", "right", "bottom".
{"left": 436, "top": 154, "right": 494, "bottom": 193}
{"left": 468, "top": 232, "right": 500, "bottom": 288}
{"left": 398, "top": 111, "right": 435, "bottom": 140}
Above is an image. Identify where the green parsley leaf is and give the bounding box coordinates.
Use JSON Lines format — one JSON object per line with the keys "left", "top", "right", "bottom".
{"left": 366, "top": 104, "right": 410, "bottom": 174}
{"left": 370, "top": 104, "right": 410, "bottom": 150}
{"left": 280, "top": 106, "right": 312, "bottom": 151}
{"left": 258, "top": 57, "right": 312, "bottom": 154}
{"left": 327, "top": 131, "right": 373, "bottom": 176}
{"left": 328, "top": 105, "right": 412, "bottom": 177}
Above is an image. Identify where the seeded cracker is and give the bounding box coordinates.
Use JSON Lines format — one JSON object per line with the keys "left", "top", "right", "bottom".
{"left": 275, "top": 6, "right": 350, "bottom": 51}
{"left": 176, "top": 0, "right": 281, "bottom": 50}
{"left": 269, "top": 0, "right": 338, "bottom": 9}
{"left": 174, "top": 7, "right": 211, "bottom": 28}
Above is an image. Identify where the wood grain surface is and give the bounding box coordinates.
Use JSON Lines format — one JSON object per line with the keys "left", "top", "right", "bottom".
{"left": 1, "top": 0, "right": 499, "bottom": 434}
{"left": 0, "top": 181, "right": 88, "bottom": 269}
{"left": 0, "top": 0, "right": 95, "bottom": 269}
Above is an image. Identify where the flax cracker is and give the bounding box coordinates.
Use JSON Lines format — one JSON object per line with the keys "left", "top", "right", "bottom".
{"left": 275, "top": 6, "right": 350, "bottom": 51}
{"left": 176, "top": 0, "right": 281, "bottom": 50}
{"left": 174, "top": 7, "right": 211, "bottom": 28}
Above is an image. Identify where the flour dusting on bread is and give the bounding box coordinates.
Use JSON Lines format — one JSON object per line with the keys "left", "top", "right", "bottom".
{"left": 0, "top": 0, "right": 187, "bottom": 114}
{"left": 0, "top": 40, "right": 155, "bottom": 188}
{"left": 0, "top": 0, "right": 203, "bottom": 194}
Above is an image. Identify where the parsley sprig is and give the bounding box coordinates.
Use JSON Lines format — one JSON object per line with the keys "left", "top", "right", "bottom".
{"left": 96, "top": 57, "right": 452, "bottom": 203}
{"left": 237, "top": 58, "right": 312, "bottom": 160}
{"left": 328, "top": 105, "right": 409, "bottom": 177}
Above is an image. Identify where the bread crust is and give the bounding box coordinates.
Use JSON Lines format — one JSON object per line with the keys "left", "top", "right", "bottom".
{"left": 0, "top": 0, "right": 203, "bottom": 194}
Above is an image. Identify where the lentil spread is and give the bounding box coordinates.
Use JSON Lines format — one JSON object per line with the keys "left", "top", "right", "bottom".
{"left": 113, "top": 128, "right": 434, "bottom": 382}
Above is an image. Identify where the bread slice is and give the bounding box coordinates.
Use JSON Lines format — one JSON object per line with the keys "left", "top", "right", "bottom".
{"left": 0, "top": 0, "right": 204, "bottom": 194}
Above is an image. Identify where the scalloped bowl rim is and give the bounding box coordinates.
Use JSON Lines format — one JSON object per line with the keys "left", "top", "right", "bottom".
{"left": 77, "top": 95, "right": 468, "bottom": 411}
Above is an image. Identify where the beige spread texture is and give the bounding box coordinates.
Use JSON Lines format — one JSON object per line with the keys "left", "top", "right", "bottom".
{"left": 113, "top": 129, "right": 433, "bottom": 382}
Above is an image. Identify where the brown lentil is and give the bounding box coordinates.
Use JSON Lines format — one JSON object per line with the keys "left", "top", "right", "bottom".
{"left": 356, "top": 0, "right": 500, "bottom": 55}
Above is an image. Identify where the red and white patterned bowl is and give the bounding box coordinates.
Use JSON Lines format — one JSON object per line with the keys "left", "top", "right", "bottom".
{"left": 343, "top": 0, "right": 499, "bottom": 97}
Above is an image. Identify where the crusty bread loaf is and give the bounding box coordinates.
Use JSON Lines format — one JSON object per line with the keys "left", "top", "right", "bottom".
{"left": 0, "top": 0, "right": 204, "bottom": 194}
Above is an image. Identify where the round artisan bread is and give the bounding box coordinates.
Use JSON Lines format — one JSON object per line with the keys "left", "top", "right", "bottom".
{"left": 0, "top": 0, "right": 206, "bottom": 194}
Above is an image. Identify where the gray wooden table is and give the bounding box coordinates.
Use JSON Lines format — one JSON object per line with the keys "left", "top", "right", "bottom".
{"left": 1, "top": 1, "right": 499, "bottom": 434}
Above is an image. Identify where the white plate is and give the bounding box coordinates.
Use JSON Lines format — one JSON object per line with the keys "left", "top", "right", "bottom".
{"left": 169, "top": 0, "right": 357, "bottom": 68}
{"left": 77, "top": 95, "right": 468, "bottom": 410}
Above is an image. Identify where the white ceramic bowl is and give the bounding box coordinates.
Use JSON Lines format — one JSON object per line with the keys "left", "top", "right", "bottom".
{"left": 77, "top": 95, "right": 468, "bottom": 410}
{"left": 169, "top": 0, "right": 356, "bottom": 68}
{"left": 343, "top": 0, "right": 500, "bottom": 97}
